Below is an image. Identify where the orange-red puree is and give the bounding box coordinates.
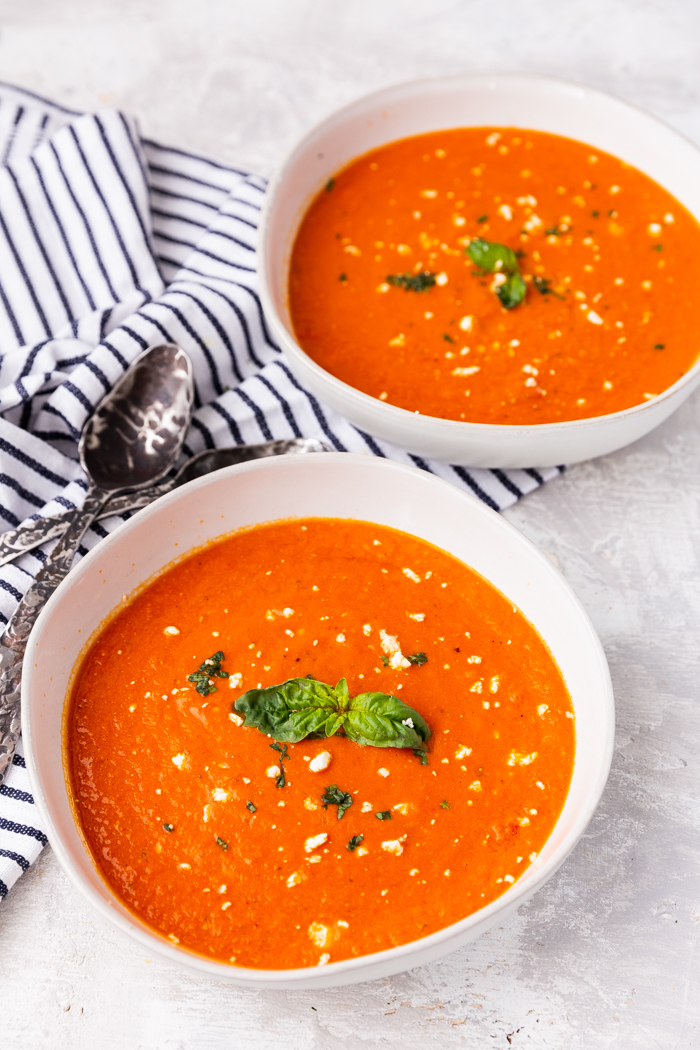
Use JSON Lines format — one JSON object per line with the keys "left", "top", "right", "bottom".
{"left": 289, "top": 127, "right": 700, "bottom": 424}
{"left": 67, "top": 518, "right": 574, "bottom": 969}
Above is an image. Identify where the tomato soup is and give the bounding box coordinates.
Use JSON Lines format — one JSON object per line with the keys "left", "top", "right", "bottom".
{"left": 67, "top": 519, "right": 574, "bottom": 969}
{"left": 289, "top": 127, "right": 700, "bottom": 424}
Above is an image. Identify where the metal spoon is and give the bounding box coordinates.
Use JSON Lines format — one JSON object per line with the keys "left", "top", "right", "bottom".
{"left": 0, "top": 343, "right": 194, "bottom": 785}
{"left": 0, "top": 438, "right": 330, "bottom": 568}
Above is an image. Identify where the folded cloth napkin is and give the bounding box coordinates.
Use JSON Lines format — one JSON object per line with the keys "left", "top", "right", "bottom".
{"left": 0, "top": 83, "right": 563, "bottom": 901}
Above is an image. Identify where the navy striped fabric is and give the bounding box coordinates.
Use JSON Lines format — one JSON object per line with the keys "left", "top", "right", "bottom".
{"left": 0, "top": 83, "right": 563, "bottom": 900}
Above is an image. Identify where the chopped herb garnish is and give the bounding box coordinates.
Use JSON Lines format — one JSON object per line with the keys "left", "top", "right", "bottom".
{"left": 246, "top": 800, "right": 257, "bottom": 813}
{"left": 544, "top": 225, "right": 566, "bottom": 236}
{"left": 347, "top": 834, "right": 364, "bottom": 851}
{"left": 376, "top": 810, "right": 391, "bottom": 820}
{"left": 465, "top": 237, "right": 526, "bottom": 310}
{"left": 339, "top": 272, "right": 348, "bottom": 281}
{"left": 440, "top": 800, "right": 451, "bottom": 809}
{"left": 406, "top": 652, "right": 428, "bottom": 665}
{"left": 216, "top": 836, "right": 228, "bottom": 850}
{"left": 442, "top": 333, "right": 456, "bottom": 343}
{"left": 325, "top": 178, "right": 335, "bottom": 192}
{"left": 380, "top": 653, "right": 390, "bottom": 667}
{"left": 270, "top": 741, "right": 289, "bottom": 788}
{"left": 654, "top": 343, "right": 666, "bottom": 349}
{"left": 188, "top": 650, "right": 229, "bottom": 696}
{"left": 608, "top": 209, "right": 617, "bottom": 217}
{"left": 413, "top": 746, "right": 430, "bottom": 766}
{"left": 532, "top": 275, "right": 565, "bottom": 300}
{"left": 477, "top": 214, "right": 488, "bottom": 223}
{"left": 321, "top": 784, "right": 353, "bottom": 820}
{"left": 386, "top": 271, "right": 437, "bottom": 292}
{"left": 652, "top": 244, "right": 663, "bottom": 251}
{"left": 234, "top": 676, "right": 431, "bottom": 759}
{"left": 592, "top": 210, "right": 599, "bottom": 217}
{"left": 163, "top": 823, "right": 174, "bottom": 832}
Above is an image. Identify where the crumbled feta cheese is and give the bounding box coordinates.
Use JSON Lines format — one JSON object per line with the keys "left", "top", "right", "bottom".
{"left": 344, "top": 244, "right": 361, "bottom": 256}
{"left": 305, "top": 833, "right": 328, "bottom": 853}
{"left": 402, "top": 567, "right": 421, "bottom": 583}
{"left": 229, "top": 712, "right": 244, "bottom": 726}
{"left": 523, "top": 214, "right": 542, "bottom": 232}
{"left": 420, "top": 189, "right": 438, "bottom": 198}
{"left": 304, "top": 797, "right": 318, "bottom": 811}
{"left": 361, "top": 801, "right": 372, "bottom": 813}
{"left": 382, "top": 840, "right": 404, "bottom": 856}
{"left": 536, "top": 781, "right": 545, "bottom": 790}
{"left": 213, "top": 788, "right": 229, "bottom": 802}
{"left": 508, "top": 751, "right": 538, "bottom": 766}
{"left": 378, "top": 768, "right": 390, "bottom": 778}
{"left": 455, "top": 745, "right": 472, "bottom": 760}
{"left": 393, "top": 803, "right": 409, "bottom": 815}
{"left": 648, "top": 222, "right": 662, "bottom": 236}
{"left": 379, "top": 629, "right": 411, "bottom": 669}
{"left": 467, "top": 655, "right": 482, "bottom": 664}
{"left": 435, "top": 272, "right": 448, "bottom": 286}
{"left": 410, "top": 868, "right": 419, "bottom": 876}
{"left": 469, "top": 780, "right": 482, "bottom": 791}
{"left": 664, "top": 212, "right": 675, "bottom": 224}
{"left": 356, "top": 846, "right": 369, "bottom": 857}
{"left": 171, "top": 753, "right": 186, "bottom": 769}
{"left": 537, "top": 704, "right": 549, "bottom": 717}
{"left": 470, "top": 680, "right": 483, "bottom": 693}
{"left": 408, "top": 612, "right": 425, "bottom": 621}
{"left": 519, "top": 816, "right": 530, "bottom": 826}
{"left": 335, "top": 633, "right": 345, "bottom": 643}
{"left": 164, "top": 626, "right": 180, "bottom": 636}
{"left": 363, "top": 624, "right": 372, "bottom": 636}
{"left": 504, "top": 874, "right": 514, "bottom": 883}
{"left": 221, "top": 902, "right": 231, "bottom": 911}
{"left": 452, "top": 365, "right": 480, "bottom": 377}
{"left": 309, "top": 751, "right": 332, "bottom": 773}
{"left": 203, "top": 804, "right": 210, "bottom": 823}
{"left": 587, "top": 310, "right": 603, "bottom": 325}
{"left": 287, "top": 871, "right": 302, "bottom": 888}
{"left": 459, "top": 315, "right": 474, "bottom": 331}
{"left": 266, "top": 765, "right": 281, "bottom": 779}
{"left": 529, "top": 852, "right": 538, "bottom": 862}
{"left": 497, "top": 203, "right": 513, "bottom": 221}
{"left": 308, "top": 921, "right": 330, "bottom": 947}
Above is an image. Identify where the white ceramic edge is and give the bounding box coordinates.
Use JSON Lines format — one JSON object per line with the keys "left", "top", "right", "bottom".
{"left": 259, "top": 72, "right": 700, "bottom": 467}
{"left": 22, "top": 454, "right": 615, "bottom": 990}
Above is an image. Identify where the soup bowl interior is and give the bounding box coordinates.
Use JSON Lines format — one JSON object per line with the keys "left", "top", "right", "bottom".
{"left": 260, "top": 73, "right": 700, "bottom": 467}
{"left": 23, "top": 453, "right": 613, "bottom": 989}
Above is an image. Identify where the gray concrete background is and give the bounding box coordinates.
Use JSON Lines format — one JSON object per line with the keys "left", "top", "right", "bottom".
{"left": 1, "top": 1, "right": 699, "bottom": 1046}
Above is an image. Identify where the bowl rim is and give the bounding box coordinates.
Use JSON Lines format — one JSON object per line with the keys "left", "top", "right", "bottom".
{"left": 22, "top": 453, "right": 615, "bottom": 985}
{"left": 259, "top": 70, "right": 700, "bottom": 439}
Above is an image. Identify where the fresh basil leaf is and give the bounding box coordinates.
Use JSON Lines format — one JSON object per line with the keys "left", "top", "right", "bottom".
{"left": 234, "top": 677, "right": 338, "bottom": 742}
{"left": 344, "top": 692, "right": 431, "bottom": 749}
{"left": 496, "top": 271, "right": 526, "bottom": 310}
{"left": 440, "top": 799, "right": 450, "bottom": 809}
{"left": 386, "top": 271, "right": 436, "bottom": 292}
{"left": 347, "top": 834, "right": 364, "bottom": 851}
{"left": 216, "top": 836, "right": 228, "bottom": 850}
{"left": 406, "top": 652, "right": 427, "bottom": 666}
{"left": 466, "top": 237, "right": 519, "bottom": 275}
{"left": 376, "top": 810, "right": 391, "bottom": 820}
{"left": 270, "top": 741, "right": 289, "bottom": 788}
{"left": 188, "top": 650, "right": 229, "bottom": 696}
{"left": 246, "top": 800, "right": 257, "bottom": 813}
{"left": 413, "top": 747, "right": 430, "bottom": 765}
{"left": 321, "top": 784, "right": 353, "bottom": 819}
{"left": 380, "top": 654, "right": 389, "bottom": 667}
{"left": 163, "top": 823, "right": 174, "bottom": 832}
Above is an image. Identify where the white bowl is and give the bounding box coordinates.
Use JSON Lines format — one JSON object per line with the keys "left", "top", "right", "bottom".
{"left": 22, "top": 454, "right": 614, "bottom": 989}
{"left": 259, "top": 73, "right": 700, "bottom": 468}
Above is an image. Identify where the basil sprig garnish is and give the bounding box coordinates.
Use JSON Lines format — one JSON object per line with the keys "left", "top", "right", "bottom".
{"left": 466, "top": 237, "right": 526, "bottom": 310}
{"left": 188, "top": 650, "right": 229, "bottom": 696}
{"left": 321, "top": 785, "right": 353, "bottom": 820}
{"left": 234, "top": 676, "right": 430, "bottom": 760}
{"left": 386, "top": 271, "right": 436, "bottom": 292}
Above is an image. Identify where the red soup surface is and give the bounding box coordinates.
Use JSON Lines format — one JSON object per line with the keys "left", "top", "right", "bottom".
{"left": 67, "top": 518, "right": 575, "bottom": 969}
{"left": 289, "top": 127, "right": 700, "bottom": 424}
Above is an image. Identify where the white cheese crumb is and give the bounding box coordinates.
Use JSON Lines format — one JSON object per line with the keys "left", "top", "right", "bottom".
{"left": 393, "top": 803, "right": 409, "bottom": 815}
{"left": 459, "top": 315, "right": 474, "bottom": 331}
{"left": 242, "top": 777, "right": 250, "bottom": 784}
{"left": 664, "top": 212, "right": 675, "bottom": 223}
{"left": 408, "top": 612, "right": 425, "bottom": 621}
{"left": 536, "top": 781, "right": 545, "bottom": 790}
{"left": 529, "top": 852, "right": 538, "bottom": 861}
{"left": 508, "top": 750, "right": 538, "bottom": 766}
{"left": 402, "top": 567, "right": 421, "bottom": 583}
{"left": 303, "top": 797, "right": 318, "bottom": 811}
{"left": 361, "top": 801, "right": 372, "bottom": 813}
{"left": 455, "top": 745, "right": 472, "bottom": 759}
{"left": 203, "top": 805, "right": 210, "bottom": 823}
{"left": 221, "top": 902, "right": 231, "bottom": 911}
{"left": 164, "top": 626, "right": 180, "bottom": 636}
{"left": 435, "top": 271, "right": 448, "bottom": 286}
{"left": 525, "top": 377, "right": 537, "bottom": 388}
{"left": 537, "top": 704, "right": 549, "bottom": 717}
{"left": 587, "top": 310, "right": 603, "bottom": 325}
{"left": 266, "top": 765, "right": 281, "bottom": 779}
{"left": 168, "top": 934, "right": 179, "bottom": 943}
{"left": 469, "top": 780, "right": 482, "bottom": 792}
{"left": 213, "top": 788, "right": 229, "bottom": 802}
{"left": 452, "top": 365, "right": 480, "bottom": 377}
{"left": 335, "top": 633, "right": 345, "bottom": 643}
{"left": 490, "top": 676, "right": 500, "bottom": 693}
{"left": 228, "top": 673, "right": 242, "bottom": 688}
{"left": 129, "top": 705, "right": 136, "bottom": 713}
{"left": 285, "top": 629, "right": 294, "bottom": 637}
{"left": 382, "top": 840, "right": 404, "bottom": 856}
{"left": 444, "top": 869, "right": 451, "bottom": 877}
{"left": 179, "top": 862, "right": 190, "bottom": 870}
{"left": 504, "top": 874, "right": 514, "bottom": 884}
{"left": 308, "top": 921, "right": 330, "bottom": 947}
{"left": 363, "top": 624, "right": 372, "bottom": 636}
{"left": 497, "top": 203, "right": 513, "bottom": 221}
{"left": 519, "top": 817, "right": 530, "bottom": 826}
{"left": 318, "top": 954, "right": 330, "bottom": 966}
{"left": 356, "top": 846, "right": 369, "bottom": 857}
{"left": 229, "top": 712, "right": 244, "bottom": 726}
{"left": 379, "top": 628, "right": 410, "bottom": 669}
{"left": 470, "top": 681, "right": 483, "bottom": 693}
{"left": 309, "top": 751, "right": 332, "bottom": 773}
{"left": 566, "top": 711, "right": 574, "bottom": 719}
{"left": 308, "top": 855, "right": 321, "bottom": 864}
{"left": 378, "top": 768, "right": 390, "bottom": 778}
{"left": 523, "top": 213, "right": 542, "bottom": 232}
{"left": 287, "top": 871, "right": 302, "bottom": 888}
{"left": 282, "top": 607, "right": 294, "bottom": 617}
{"left": 467, "top": 655, "right": 482, "bottom": 664}
{"left": 305, "top": 833, "right": 328, "bottom": 853}
{"left": 648, "top": 222, "right": 662, "bottom": 236}
{"left": 410, "top": 868, "right": 419, "bottom": 876}
{"left": 171, "top": 753, "right": 186, "bottom": 770}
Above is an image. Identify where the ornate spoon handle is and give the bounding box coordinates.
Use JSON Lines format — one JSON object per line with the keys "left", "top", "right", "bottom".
{"left": 0, "top": 489, "right": 109, "bottom": 785}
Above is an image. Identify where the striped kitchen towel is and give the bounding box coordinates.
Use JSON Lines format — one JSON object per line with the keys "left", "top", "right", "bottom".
{"left": 0, "top": 83, "right": 563, "bottom": 901}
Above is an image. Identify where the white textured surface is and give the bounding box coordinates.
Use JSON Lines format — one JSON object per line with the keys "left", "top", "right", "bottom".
{"left": 2, "top": 1, "right": 700, "bottom": 1046}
